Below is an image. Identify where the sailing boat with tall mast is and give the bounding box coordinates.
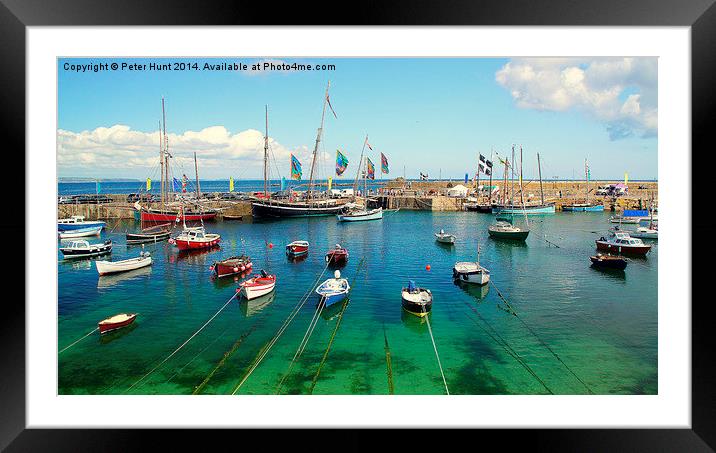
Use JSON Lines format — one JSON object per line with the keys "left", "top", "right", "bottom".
{"left": 562, "top": 158, "right": 604, "bottom": 211}
{"left": 251, "top": 82, "right": 349, "bottom": 218}
{"left": 489, "top": 146, "right": 530, "bottom": 241}
{"left": 137, "top": 97, "right": 217, "bottom": 223}
{"left": 336, "top": 135, "right": 383, "bottom": 222}
{"left": 492, "top": 146, "right": 555, "bottom": 215}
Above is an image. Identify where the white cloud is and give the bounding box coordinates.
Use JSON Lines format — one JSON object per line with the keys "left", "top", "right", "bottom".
{"left": 57, "top": 124, "right": 306, "bottom": 178}
{"left": 495, "top": 57, "right": 657, "bottom": 140}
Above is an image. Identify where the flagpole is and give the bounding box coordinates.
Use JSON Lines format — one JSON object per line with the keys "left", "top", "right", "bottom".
{"left": 352, "top": 135, "right": 367, "bottom": 202}
{"left": 307, "top": 81, "right": 330, "bottom": 201}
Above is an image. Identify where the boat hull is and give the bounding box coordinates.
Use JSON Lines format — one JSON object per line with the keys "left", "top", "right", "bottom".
{"left": 452, "top": 265, "right": 490, "bottom": 285}
{"left": 60, "top": 243, "right": 113, "bottom": 258}
{"left": 240, "top": 276, "right": 276, "bottom": 300}
{"left": 96, "top": 256, "right": 152, "bottom": 275}
{"left": 325, "top": 251, "right": 349, "bottom": 264}
{"left": 213, "top": 257, "right": 253, "bottom": 278}
{"left": 336, "top": 208, "right": 383, "bottom": 222}
{"left": 140, "top": 210, "right": 216, "bottom": 222}
{"left": 595, "top": 240, "right": 651, "bottom": 256}
{"left": 401, "top": 289, "right": 433, "bottom": 317}
{"left": 493, "top": 204, "right": 555, "bottom": 215}
{"left": 175, "top": 236, "right": 221, "bottom": 250}
{"left": 252, "top": 201, "right": 347, "bottom": 218}
{"left": 57, "top": 221, "right": 106, "bottom": 231}
{"left": 465, "top": 204, "right": 494, "bottom": 213}
{"left": 562, "top": 204, "right": 604, "bottom": 212}
{"left": 98, "top": 313, "right": 137, "bottom": 334}
{"left": 286, "top": 243, "right": 309, "bottom": 257}
{"left": 590, "top": 255, "right": 628, "bottom": 269}
{"left": 58, "top": 226, "right": 103, "bottom": 238}
{"left": 488, "top": 228, "right": 529, "bottom": 241}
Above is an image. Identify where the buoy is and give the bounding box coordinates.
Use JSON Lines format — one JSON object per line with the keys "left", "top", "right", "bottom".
{"left": 334, "top": 270, "right": 341, "bottom": 279}
{"left": 268, "top": 243, "right": 274, "bottom": 249}
{"left": 233, "top": 267, "right": 239, "bottom": 272}
{"left": 426, "top": 264, "right": 431, "bottom": 271}
{"left": 209, "top": 266, "right": 215, "bottom": 271}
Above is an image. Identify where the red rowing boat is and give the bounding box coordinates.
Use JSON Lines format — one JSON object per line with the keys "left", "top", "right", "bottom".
{"left": 325, "top": 244, "right": 349, "bottom": 264}
{"left": 286, "top": 240, "right": 309, "bottom": 258}
{"left": 98, "top": 313, "right": 137, "bottom": 334}
{"left": 238, "top": 270, "right": 276, "bottom": 300}
{"left": 211, "top": 255, "right": 253, "bottom": 278}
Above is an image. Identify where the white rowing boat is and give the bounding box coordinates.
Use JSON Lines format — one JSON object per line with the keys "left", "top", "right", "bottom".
{"left": 58, "top": 226, "right": 103, "bottom": 239}
{"left": 95, "top": 252, "right": 153, "bottom": 275}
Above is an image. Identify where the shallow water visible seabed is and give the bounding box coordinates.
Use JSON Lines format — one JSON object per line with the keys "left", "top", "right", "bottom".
{"left": 58, "top": 211, "right": 657, "bottom": 395}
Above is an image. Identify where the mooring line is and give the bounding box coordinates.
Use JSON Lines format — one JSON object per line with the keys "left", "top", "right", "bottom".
{"left": 422, "top": 304, "right": 450, "bottom": 395}
{"left": 231, "top": 260, "right": 331, "bottom": 395}
{"left": 383, "top": 324, "right": 395, "bottom": 395}
{"left": 193, "top": 324, "right": 258, "bottom": 395}
{"left": 308, "top": 257, "right": 366, "bottom": 394}
{"left": 488, "top": 280, "right": 594, "bottom": 394}
{"left": 58, "top": 327, "right": 99, "bottom": 354}
{"left": 126, "top": 293, "right": 237, "bottom": 393}
{"left": 165, "top": 321, "right": 235, "bottom": 384}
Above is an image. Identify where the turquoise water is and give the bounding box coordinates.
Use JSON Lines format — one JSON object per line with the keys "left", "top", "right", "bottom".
{"left": 58, "top": 211, "right": 657, "bottom": 395}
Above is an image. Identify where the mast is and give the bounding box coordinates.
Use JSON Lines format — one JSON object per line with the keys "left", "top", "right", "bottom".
{"left": 510, "top": 145, "right": 515, "bottom": 208}
{"left": 264, "top": 105, "right": 269, "bottom": 197}
{"left": 194, "top": 152, "right": 201, "bottom": 199}
{"left": 159, "top": 119, "right": 164, "bottom": 211}
{"left": 307, "top": 81, "right": 331, "bottom": 201}
{"left": 584, "top": 158, "right": 589, "bottom": 204}
{"left": 538, "top": 152, "right": 545, "bottom": 205}
{"left": 352, "top": 135, "right": 368, "bottom": 201}
{"left": 488, "top": 148, "right": 494, "bottom": 205}
{"left": 519, "top": 146, "right": 528, "bottom": 226}
{"left": 476, "top": 154, "right": 480, "bottom": 200}
{"left": 162, "top": 97, "right": 169, "bottom": 205}
{"left": 364, "top": 157, "right": 368, "bottom": 205}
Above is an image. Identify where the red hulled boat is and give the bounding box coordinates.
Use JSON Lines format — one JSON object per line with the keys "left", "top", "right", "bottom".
{"left": 237, "top": 270, "right": 277, "bottom": 300}
{"left": 211, "top": 255, "right": 253, "bottom": 278}
{"left": 98, "top": 313, "right": 137, "bottom": 334}
{"left": 172, "top": 226, "right": 221, "bottom": 251}
{"left": 286, "top": 240, "right": 309, "bottom": 258}
{"left": 140, "top": 209, "right": 216, "bottom": 223}
{"left": 595, "top": 231, "right": 651, "bottom": 256}
{"left": 325, "top": 244, "right": 349, "bottom": 264}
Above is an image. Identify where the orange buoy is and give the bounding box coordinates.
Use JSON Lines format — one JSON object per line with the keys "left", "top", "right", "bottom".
{"left": 425, "top": 264, "right": 431, "bottom": 271}
{"left": 268, "top": 243, "right": 274, "bottom": 249}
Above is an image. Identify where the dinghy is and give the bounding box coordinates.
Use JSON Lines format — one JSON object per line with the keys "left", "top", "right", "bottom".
{"left": 453, "top": 243, "right": 490, "bottom": 285}
{"left": 211, "top": 255, "right": 253, "bottom": 278}
{"left": 401, "top": 280, "right": 433, "bottom": 317}
{"left": 435, "top": 229, "right": 456, "bottom": 244}
{"left": 126, "top": 223, "right": 172, "bottom": 244}
{"left": 95, "top": 251, "right": 152, "bottom": 275}
{"left": 336, "top": 207, "right": 383, "bottom": 222}
{"left": 286, "top": 240, "right": 310, "bottom": 258}
{"left": 238, "top": 270, "right": 277, "bottom": 300}
{"left": 58, "top": 226, "right": 103, "bottom": 239}
{"left": 315, "top": 270, "right": 351, "bottom": 307}
{"left": 98, "top": 313, "right": 137, "bottom": 334}
{"left": 325, "top": 244, "right": 349, "bottom": 265}
{"left": 590, "top": 254, "right": 628, "bottom": 270}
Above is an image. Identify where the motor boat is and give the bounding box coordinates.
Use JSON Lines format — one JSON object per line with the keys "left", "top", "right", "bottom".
{"left": 58, "top": 226, "right": 103, "bottom": 239}
{"left": 488, "top": 218, "right": 529, "bottom": 241}
{"left": 95, "top": 251, "right": 152, "bottom": 275}
{"left": 59, "top": 239, "right": 112, "bottom": 259}
{"left": 57, "top": 215, "right": 106, "bottom": 231}
{"left": 315, "top": 270, "right": 351, "bottom": 307}
{"left": 325, "top": 244, "right": 349, "bottom": 265}
{"left": 596, "top": 230, "right": 651, "bottom": 256}
{"left": 435, "top": 229, "right": 456, "bottom": 244}
{"left": 171, "top": 226, "right": 221, "bottom": 250}
{"left": 401, "top": 281, "right": 433, "bottom": 317}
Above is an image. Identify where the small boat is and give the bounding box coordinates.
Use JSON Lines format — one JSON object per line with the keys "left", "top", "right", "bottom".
{"left": 488, "top": 218, "right": 530, "bottom": 241}
{"left": 596, "top": 231, "right": 651, "bottom": 256}
{"left": 238, "top": 270, "right": 277, "bottom": 300}
{"left": 211, "top": 255, "right": 253, "bottom": 278}
{"left": 57, "top": 215, "right": 106, "bottom": 231}
{"left": 126, "top": 223, "right": 172, "bottom": 244}
{"left": 222, "top": 214, "right": 243, "bottom": 220}
{"left": 630, "top": 226, "right": 658, "bottom": 240}
{"left": 590, "top": 254, "right": 628, "bottom": 270}
{"left": 492, "top": 203, "right": 555, "bottom": 215}
{"left": 464, "top": 203, "right": 493, "bottom": 213}
{"left": 315, "top": 270, "right": 351, "bottom": 307}
{"left": 98, "top": 312, "right": 137, "bottom": 334}
{"left": 453, "top": 242, "right": 490, "bottom": 285}
{"left": 336, "top": 207, "right": 383, "bottom": 222}
{"left": 96, "top": 251, "right": 152, "bottom": 275}
{"left": 325, "top": 244, "right": 349, "bottom": 265}
{"left": 172, "top": 226, "right": 221, "bottom": 250}
{"left": 401, "top": 281, "right": 433, "bottom": 317}
{"left": 59, "top": 239, "right": 113, "bottom": 259}
{"left": 562, "top": 203, "right": 604, "bottom": 212}
{"left": 286, "top": 240, "right": 310, "bottom": 258}
{"left": 58, "top": 226, "right": 103, "bottom": 239}
{"left": 435, "top": 229, "right": 456, "bottom": 244}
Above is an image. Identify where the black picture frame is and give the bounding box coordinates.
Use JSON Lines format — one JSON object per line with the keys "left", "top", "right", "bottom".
{"left": 2, "top": 0, "right": 712, "bottom": 450}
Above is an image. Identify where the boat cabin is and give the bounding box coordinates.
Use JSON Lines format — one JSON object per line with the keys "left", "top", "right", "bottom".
{"left": 59, "top": 215, "right": 86, "bottom": 224}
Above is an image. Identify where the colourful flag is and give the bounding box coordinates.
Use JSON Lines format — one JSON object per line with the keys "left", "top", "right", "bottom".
{"left": 465, "top": 173, "right": 468, "bottom": 183}
{"left": 146, "top": 178, "right": 151, "bottom": 191}
{"left": 95, "top": 180, "right": 101, "bottom": 194}
{"left": 326, "top": 94, "right": 337, "bottom": 119}
{"left": 229, "top": 176, "right": 234, "bottom": 192}
{"left": 328, "top": 177, "right": 333, "bottom": 191}
{"left": 366, "top": 158, "right": 375, "bottom": 180}
{"left": 381, "top": 152, "right": 389, "bottom": 174}
{"left": 291, "top": 154, "right": 302, "bottom": 180}
{"left": 366, "top": 140, "right": 373, "bottom": 151}
{"left": 335, "top": 150, "right": 349, "bottom": 176}
{"left": 173, "top": 177, "right": 181, "bottom": 192}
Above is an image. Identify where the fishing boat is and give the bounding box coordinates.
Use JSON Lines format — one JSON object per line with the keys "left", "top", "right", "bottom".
{"left": 58, "top": 226, "right": 103, "bottom": 239}
{"left": 401, "top": 281, "right": 433, "bottom": 317}
{"left": 57, "top": 215, "right": 106, "bottom": 231}
{"left": 589, "top": 254, "right": 628, "bottom": 270}
{"left": 315, "top": 270, "right": 351, "bottom": 307}
{"left": 238, "top": 270, "right": 277, "bottom": 300}
{"left": 172, "top": 225, "right": 221, "bottom": 250}
{"left": 337, "top": 206, "right": 383, "bottom": 222}
{"left": 435, "top": 229, "right": 456, "bottom": 244}
{"left": 251, "top": 85, "right": 349, "bottom": 218}
{"left": 98, "top": 313, "right": 137, "bottom": 334}
{"left": 126, "top": 223, "right": 172, "bottom": 244}
{"left": 325, "top": 244, "right": 349, "bottom": 264}
{"left": 211, "top": 255, "right": 253, "bottom": 278}
{"left": 453, "top": 242, "right": 490, "bottom": 285}
{"left": 95, "top": 251, "right": 152, "bottom": 275}
{"left": 562, "top": 159, "right": 604, "bottom": 211}
{"left": 59, "top": 239, "right": 113, "bottom": 259}
{"left": 488, "top": 216, "right": 530, "bottom": 241}
{"left": 286, "top": 240, "right": 309, "bottom": 258}
{"left": 137, "top": 98, "right": 216, "bottom": 223}
{"left": 596, "top": 231, "right": 651, "bottom": 256}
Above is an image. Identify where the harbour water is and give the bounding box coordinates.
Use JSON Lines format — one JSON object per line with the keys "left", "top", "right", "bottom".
{"left": 58, "top": 210, "right": 657, "bottom": 395}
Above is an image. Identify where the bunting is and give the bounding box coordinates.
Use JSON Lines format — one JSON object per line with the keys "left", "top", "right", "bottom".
{"left": 381, "top": 152, "right": 389, "bottom": 174}
{"left": 291, "top": 154, "right": 303, "bottom": 180}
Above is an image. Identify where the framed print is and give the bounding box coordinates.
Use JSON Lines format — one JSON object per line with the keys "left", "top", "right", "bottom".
{"left": 2, "top": 0, "right": 713, "bottom": 450}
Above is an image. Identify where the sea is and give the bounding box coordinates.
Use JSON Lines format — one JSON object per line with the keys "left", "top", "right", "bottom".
{"left": 57, "top": 210, "right": 657, "bottom": 395}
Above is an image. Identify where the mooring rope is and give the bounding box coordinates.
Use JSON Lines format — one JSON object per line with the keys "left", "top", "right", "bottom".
{"left": 422, "top": 303, "right": 450, "bottom": 395}
{"left": 193, "top": 324, "right": 258, "bottom": 395}
{"left": 164, "top": 321, "right": 235, "bottom": 384}
{"left": 126, "top": 293, "right": 237, "bottom": 393}
{"left": 488, "top": 280, "right": 594, "bottom": 394}
{"left": 383, "top": 324, "right": 395, "bottom": 395}
{"left": 230, "top": 259, "right": 331, "bottom": 395}
{"left": 58, "top": 327, "right": 98, "bottom": 354}
{"left": 308, "top": 257, "right": 366, "bottom": 394}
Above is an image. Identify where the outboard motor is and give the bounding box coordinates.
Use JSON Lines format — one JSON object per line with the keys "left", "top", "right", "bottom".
{"left": 260, "top": 269, "right": 268, "bottom": 278}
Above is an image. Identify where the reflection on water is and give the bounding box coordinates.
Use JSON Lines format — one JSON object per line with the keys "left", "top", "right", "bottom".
{"left": 98, "top": 321, "right": 138, "bottom": 345}
{"left": 239, "top": 292, "right": 276, "bottom": 318}
{"left": 454, "top": 280, "right": 490, "bottom": 300}
{"left": 97, "top": 266, "right": 152, "bottom": 289}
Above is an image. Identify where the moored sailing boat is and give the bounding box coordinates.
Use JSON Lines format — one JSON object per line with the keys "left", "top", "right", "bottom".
{"left": 492, "top": 147, "right": 554, "bottom": 214}
{"left": 562, "top": 159, "right": 604, "bottom": 212}
{"left": 251, "top": 85, "right": 349, "bottom": 218}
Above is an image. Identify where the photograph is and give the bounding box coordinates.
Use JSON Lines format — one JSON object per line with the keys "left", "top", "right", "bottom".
{"left": 56, "top": 56, "right": 659, "bottom": 396}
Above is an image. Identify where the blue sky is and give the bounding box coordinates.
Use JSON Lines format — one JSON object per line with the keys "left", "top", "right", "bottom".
{"left": 58, "top": 57, "right": 657, "bottom": 180}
